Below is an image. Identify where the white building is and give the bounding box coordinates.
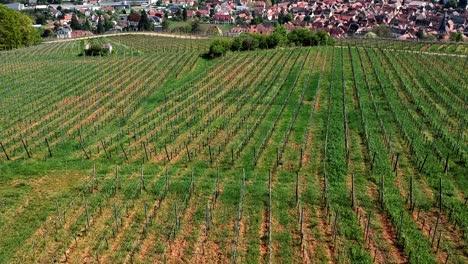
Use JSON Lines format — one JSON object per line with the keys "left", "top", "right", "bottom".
{"left": 56, "top": 26, "right": 72, "bottom": 39}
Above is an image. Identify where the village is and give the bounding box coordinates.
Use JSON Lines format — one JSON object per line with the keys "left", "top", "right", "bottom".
{"left": 3, "top": 0, "right": 467, "bottom": 40}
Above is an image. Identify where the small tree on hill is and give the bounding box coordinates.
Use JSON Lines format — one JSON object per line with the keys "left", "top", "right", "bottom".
{"left": 70, "top": 14, "right": 81, "bottom": 30}
{"left": 182, "top": 8, "right": 187, "bottom": 21}
{"left": 138, "top": 10, "right": 153, "bottom": 31}
{"left": 162, "top": 19, "right": 169, "bottom": 31}
{"left": 96, "top": 16, "right": 105, "bottom": 34}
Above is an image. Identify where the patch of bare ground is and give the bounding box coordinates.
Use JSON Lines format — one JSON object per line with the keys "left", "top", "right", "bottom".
{"left": 316, "top": 207, "right": 333, "bottom": 264}
{"left": 193, "top": 224, "right": 209, "bottom": 263}
{"left": 259, "top": 208, "right": 269, "bottom": 263}
{"left": 375, "top": 210, "right": 407, "bottom": 263}
{"left": 166, "top": 197, "right": 199, "bottom": 263}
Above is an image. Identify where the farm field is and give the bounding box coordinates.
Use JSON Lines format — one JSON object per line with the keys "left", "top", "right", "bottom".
{"left": 0, "top": 35, "right": 467, "bottom": 264}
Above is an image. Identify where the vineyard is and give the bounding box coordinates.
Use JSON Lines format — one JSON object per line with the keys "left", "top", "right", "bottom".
{"left": 0, "top": 34, "right": 466, "bottom": 264}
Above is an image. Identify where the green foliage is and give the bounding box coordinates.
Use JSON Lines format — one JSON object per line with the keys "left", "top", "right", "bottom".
{"left": 161, "top": 19, "right": 169, "bottom": 31}
{"left": 191, "top": 20, "right": 200, "bottom": 33}
{"left": 251, "top": 13, "right": 263, "bottom": 25}
{"left": 444, "top": 0, "right": 457, "bottom": 8}
{"left": 0, "top": 5, "right": 41, "bottom": 50}
{"left": 460, "top": 0, "right": 467, "bottom": 8}
{"left": 182, "top": 8, "right": 187, "bottom": 21}
{"left": 84, "top": 44, "right": 110, "bottom": 56}
{"left": 207, "top": 28, "right": 333, "bottom": 57}
{"left": 70, "top": 13, "right": 81, "bottom": 30}
{"left": 207, "top": 38, "right": 233, "bottom": 58}
{"left": 278, "top": 13, "right": 293, "bottom": 24}
{"left": 96, "top": 16, "right": 105, "bottom": 34}
{"left": 138, "top": 10, "right": 153, "bottom": 31}
{"left": 371, "top": 25, "right": 392, "bottom": 38}
{"left": 449, "top": 32, "right": 464, "bottom": 42}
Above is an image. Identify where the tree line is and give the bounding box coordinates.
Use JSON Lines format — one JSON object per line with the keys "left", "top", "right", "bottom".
{"left": 206, "top": 26, "right": 334, "bottom": 58}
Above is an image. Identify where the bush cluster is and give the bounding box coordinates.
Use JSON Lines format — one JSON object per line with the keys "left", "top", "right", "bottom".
{"left": 206, "top": 26, "right": 334, "bottom": 58}
{"left": 84, "top": 44, "right": 110, "bottom": 56}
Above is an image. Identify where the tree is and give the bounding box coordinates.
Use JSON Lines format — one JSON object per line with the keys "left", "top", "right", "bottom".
{"left": 35, "top": 13, "right": 47, "bottom": 25}
{"left": 138, "top": 10, "right": 153, "bottom": 31}
{"left": 416, "top": 28, "right": 425, "bottom": 39}
{"left": 269, "top": 25, "right": 288, "bottom": 46}
{"left": 70, "top": 14, "right": 81, "bottom": 30}
{"left": 128, "top": 12, "right": 141, "bottom": 23}
{"left": 104, "top": 17, "right": 114, "bottom": 32}
{"left": 161, "top": 19, "right": 169, "bottom": 31}
{"left": 191, "top": 20, "right": 200, "bottom": 33}
{"left": 278, "top": 13, "right": 293, "bottom": 24}
{"left": 182, "top": 8, "right": 187, "bottom": 21}
{"left": 450, "top": 32, "right": 464, "bottom": 42}
{"left": 82, "top": 19, "right": 92, "bottom": 31}
{"left": 42, "top": 28, "right": 55, "bottom": 38}
{"left": 459, "top": 0, "right": 467, "bottom": 9}
{"left": 96, "top": 16, "right": 105, "bottom": 34}
{"left": 371, "top": 25, "right": 392, "bottom": 38}
{"left": 0, "top": 5, "right": 41, "bottom": 49}
{"left": 267, "top": 32, "right": 282, "bottom": 48}
{"left": 207, "top": 38, "right": 233, "bottom": 58}
{"left": 241, "top": 34, "right": 259, "bottom": 50}
{"left": 251, "top": 13, "right": 263, "bottom": 25}
{"left": 445, "top": 0, "right": 457, "bottom": 8}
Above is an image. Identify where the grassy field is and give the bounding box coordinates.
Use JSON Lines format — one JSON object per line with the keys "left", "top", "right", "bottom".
{"left": 0, "top": 35, "right": 466, "bottom": 263}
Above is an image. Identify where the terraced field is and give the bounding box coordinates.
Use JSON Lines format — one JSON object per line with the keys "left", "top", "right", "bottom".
{"left": 0, "top": 35, "right": 466, "bottom": 263}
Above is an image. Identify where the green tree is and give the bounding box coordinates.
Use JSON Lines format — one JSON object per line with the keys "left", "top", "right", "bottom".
{"left": 459, "top": 0, "right": 467, "bottom": 9}
{"left": 96, "top": 16, "right": 105, "bottom": 34}
{"left": 267, "top": 32, "right": 282, "bottom": 48}
{"left": 270, "top": 25, "right": 288, "bottom": 46}
{"left": 0, "top": 5, "right": 41, "bottom": 49}
{"left": 42, "top": 28, "right": 55, "bottom": 38}
{"left": 416, "top": 28, "right": 425, "bottom": 39}
{"left": 445, "top": 0, "right": 457, "bottom": 8}
{"left": 191, "top": 19, "right": 200, "bottom": 33}
{"left": 251, "top": 14, "right": 263, "bottom": 25}
{"left": 138, "top": 10, "right": 153, "bottom": 31}
{"left": 70, "top": 14, "right": 81, "bottom": 30}
{"left": 82, "top": 19, "right": 92, "bottom": 31}
{"left": 207, "top": 38, "right": 233, "bottom": 58}
{"left": 104, "top": 16, "right": 113, "bottom": 31}
{"left": 371, "top": 25, "right": 392, "bottom": 38}
{"left": 161, "top": 19, "right": 169, "bottom": 31}
{"left": 449, "top": 32, "right": 464, "bottom": 42}
{"left": 182, "top": 8, "right": 187, "bottom": 21}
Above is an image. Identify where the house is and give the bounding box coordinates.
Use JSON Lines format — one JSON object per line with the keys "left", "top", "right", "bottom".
{"left": 227, "top": 26, "right": 249, "bottom": 37}
{"left": 4, "top": 3, "right": 25, "bottom": 11}
{"left": 102, "top": 7, "right": 115, "bottom": 13}
{"left": 212, "top": 14, "right": 234, "bottom": 24}
{"left": 71, "top": 30, "right": 94, "bottom": 38}
{"left": 56, "top": 26, "right": 72, "bottom": 39}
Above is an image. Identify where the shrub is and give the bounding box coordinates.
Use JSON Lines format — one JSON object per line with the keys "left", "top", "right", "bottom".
{"left": 84, "top": 44, "right": 109, "bottom": 56}
{"left": 207, "top": 38, "right": 233, "bottom": 58}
